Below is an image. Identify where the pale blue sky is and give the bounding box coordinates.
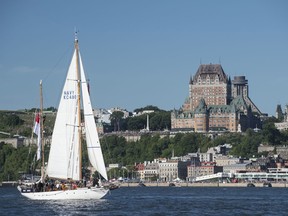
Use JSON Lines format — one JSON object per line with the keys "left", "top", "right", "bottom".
{"left": 1, "top": 0, "right": 287, "bottom": 116}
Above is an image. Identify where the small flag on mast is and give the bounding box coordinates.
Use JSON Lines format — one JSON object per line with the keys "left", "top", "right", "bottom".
{"left": 33, "top": 113, "right": 41, "bottom": 160}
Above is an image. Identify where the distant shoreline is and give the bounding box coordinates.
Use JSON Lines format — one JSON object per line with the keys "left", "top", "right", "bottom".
{"left": 119, "top": 182, "right": 288, "bottom": 188}
{"left": 1, "top": 181, "right": 287, "bottom": 188}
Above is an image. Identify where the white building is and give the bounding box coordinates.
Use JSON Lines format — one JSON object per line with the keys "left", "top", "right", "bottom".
{"left": 144, "top": 161, "right": 159, "bottom": 180}
{"left": 93, "top": 107, "right": 130, "bottom": 124}
{"left": 93, "top": 108, "right": 111, "bottom": 124}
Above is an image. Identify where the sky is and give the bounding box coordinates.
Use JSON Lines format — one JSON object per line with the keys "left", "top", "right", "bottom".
{"left": 1, "top": 0, "right": 287, "bottom": 116}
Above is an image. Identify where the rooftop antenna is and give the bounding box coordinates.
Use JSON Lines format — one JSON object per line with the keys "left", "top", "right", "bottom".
{"left": 219, "top": 57, "right": 221, "bottom": 64}
{"left": 200, "top": 58, "right": 202, "bottom": 65}
{"left": 74, "top": 27, "right": 79, "bottom": 41}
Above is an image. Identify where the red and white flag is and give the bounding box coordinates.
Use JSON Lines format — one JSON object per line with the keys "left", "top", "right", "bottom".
{"left": 33, "top": 113, "right": 41, "bottom": 160}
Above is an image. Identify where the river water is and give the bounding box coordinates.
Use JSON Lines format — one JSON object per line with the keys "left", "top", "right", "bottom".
{"left": 1, "top": 186, "right": 288, "bottom": 215}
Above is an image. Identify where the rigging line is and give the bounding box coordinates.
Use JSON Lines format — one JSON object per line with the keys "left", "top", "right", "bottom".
{"left": 42, "top": 43, "right": 74, "bottom": 82}
{"left": 42, "top": 44, "right": 74, "bottom": 109}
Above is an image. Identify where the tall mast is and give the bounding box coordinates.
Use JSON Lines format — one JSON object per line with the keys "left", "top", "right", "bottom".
{"left": 75, "top": 31, "right": 82, "bottom": 180}
{"left": 40, "top": 80, "right": 45, "bottom": 180}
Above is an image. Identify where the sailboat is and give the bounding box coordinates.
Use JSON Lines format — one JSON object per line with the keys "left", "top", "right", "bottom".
{"left": 18, "top": 34, "right": 109, "bottom": 200}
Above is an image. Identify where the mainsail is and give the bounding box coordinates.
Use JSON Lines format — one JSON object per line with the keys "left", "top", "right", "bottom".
{"left": 46, "top": 49, "right": 81, "bottom": 180}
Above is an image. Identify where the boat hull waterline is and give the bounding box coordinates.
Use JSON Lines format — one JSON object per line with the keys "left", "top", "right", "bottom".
{"left": 17, "top": 186, "right": 109, "bottom": 200}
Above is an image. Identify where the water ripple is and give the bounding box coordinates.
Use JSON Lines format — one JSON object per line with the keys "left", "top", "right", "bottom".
{"left": 1, "top": 186, "right": 288, "bottom": 216}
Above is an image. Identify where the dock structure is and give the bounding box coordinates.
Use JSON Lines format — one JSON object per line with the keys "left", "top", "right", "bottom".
{"left": 0, "top": 181, "right": 18, "bottom": 187}
{"left": 193, "top": 172, "right": 232, "bottom": 182}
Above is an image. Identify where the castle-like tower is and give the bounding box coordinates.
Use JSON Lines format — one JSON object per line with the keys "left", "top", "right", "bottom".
{"left": 171, "top": 64, "right": 262, "bottom": 132}
{"left": 190, "top": 64, "right": 231, "bottom": 110}
{"left": 275, "top": 104, "right": 284, "bottom": 120}
{"left": 232, "top": 76, "right": 261, "bottom": 114}
{"left": 275, "top": 104, "right": 288, "bottom": 130}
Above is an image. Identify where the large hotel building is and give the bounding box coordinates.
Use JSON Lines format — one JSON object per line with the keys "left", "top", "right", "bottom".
{"left": 171, "top": 64, "right": 263, "bottom": 132}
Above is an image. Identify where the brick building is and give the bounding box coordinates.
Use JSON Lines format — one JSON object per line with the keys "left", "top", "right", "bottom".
{"left": 187, "top": 161, "right": 223, "bottom": 179}
{"left": 171, "top": 64, "right": 263, "bottom": 132}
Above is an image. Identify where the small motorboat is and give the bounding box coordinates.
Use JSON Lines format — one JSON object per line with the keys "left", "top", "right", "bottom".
{"left": 247, "top": 183, "right": 255, "bottom": 187}
{"left": 263, "top": 182, "right": 272, "bottom": 187}
{"left": 138, "top": 182, "right": 146, "bottom": 187}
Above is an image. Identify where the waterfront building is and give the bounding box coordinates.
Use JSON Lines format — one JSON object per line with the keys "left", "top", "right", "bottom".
{"left": 234, "top": 171, "right": 288, "bottom": 181}
{"left": 222, "top": 163, "right": 251, "bottom": 174}
{"left": 135, "top": 163, "right": 145, "bottom": 180}
{"left": 143, "top": 161, "right": 159, "bottom": 181}
{"left": 158, "top": 159, "right": 188, "bottom": 182}
{"left": 187, "top": 161, "right": 223, "bottom": 180}
{"left": 171, "top": 64, "right": 263, "bottom": 132}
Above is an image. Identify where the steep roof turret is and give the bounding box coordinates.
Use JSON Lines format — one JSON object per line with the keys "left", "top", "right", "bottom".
{"left": 195, "top": 98, "right": 207, "bottom": 114}
{"left": 230, "top": 95, "right": 248, "bottom": 112}
{"left": 192, "top": 64, "right": 229, "bottom": 84}
{"left": 189, "top": 75, "right": 193, "bottom": 84}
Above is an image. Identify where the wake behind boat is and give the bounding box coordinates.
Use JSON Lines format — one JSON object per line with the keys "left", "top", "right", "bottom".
{"left": 18, "top": 33, "right": 109, "bottom": 200}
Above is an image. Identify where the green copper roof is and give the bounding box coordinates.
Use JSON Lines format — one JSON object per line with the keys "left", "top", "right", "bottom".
{"left": 195, "top": 98, "right": 208, "bottom": 114}
{"left": 230, "top": 95, "right": 248, "bottom": 111}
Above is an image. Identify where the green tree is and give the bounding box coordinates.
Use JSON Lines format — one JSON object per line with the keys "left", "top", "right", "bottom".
{"left": 134, "top": 105, "right": 160, "bottom": 113}
{"left": 0, "top": 144, "right": 36, "bottom": 181}
{"left": 110, "top": 111, "right": 124, "bottom": 131}
{"left": 101, "top": 135, "right": 127, "bottom": 164}
{"left": 127, "top": 115, "right": 146, "bottom": 130}
{"left": 262, "top": 122, "right": 282, "bottom": 145}
{"left": 230, "top": 129, "right": 262, "bottom": 157}
{"left": 0, "top": 112, "right": 24, "bottom": 129}
{"left": 150, "top": 111, "right": 171, "bottom": 130}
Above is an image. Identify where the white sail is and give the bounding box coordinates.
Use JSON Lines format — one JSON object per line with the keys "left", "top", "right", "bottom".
{"left": 46, "top": 49, "right": 81, "bottom": 181}
{"left": 80, "top": 54, "right": 108, "bottom": 180}
{"left": 19, "top": 36, "right": 110, "bottom": 200}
